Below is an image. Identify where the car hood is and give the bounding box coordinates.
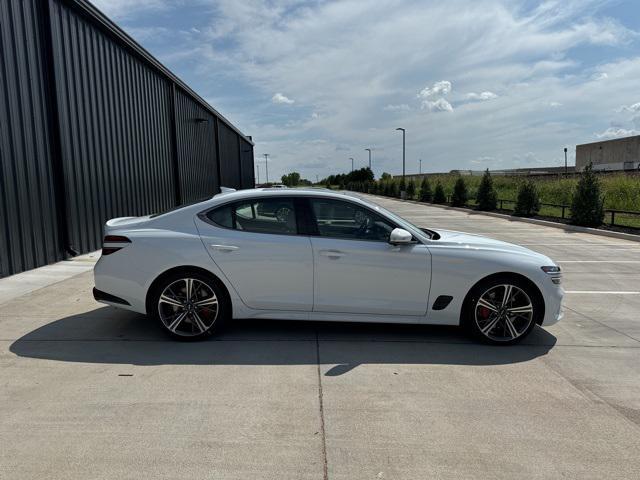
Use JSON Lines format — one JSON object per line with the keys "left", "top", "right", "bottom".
{"left": 431, "top": 229, "right": 554, "bottom": 263}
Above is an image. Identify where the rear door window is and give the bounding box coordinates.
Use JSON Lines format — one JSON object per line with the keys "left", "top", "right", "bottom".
{"left": 206, "top": 198, "right": 298, "bottom": 235}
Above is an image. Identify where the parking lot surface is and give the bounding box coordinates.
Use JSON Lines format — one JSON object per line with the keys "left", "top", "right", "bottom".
{"left": 2, "top": 195, "right": 640, "bottom": 479}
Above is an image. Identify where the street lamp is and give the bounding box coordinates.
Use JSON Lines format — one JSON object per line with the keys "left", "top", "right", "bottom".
{"left": 365, "top": 148, "right": 372, "bottom": 169}
{"left": 349, "top": 157, "right": 354, "bottom": 172}
{"left": 256, "top": 164, "right": 260, "bottom": 185}
{"left": 419, "top": 159, "right": 422, "bottom": 174}
{"left": 396, "top": 128, "right": 406, "bottom": 197}
{"left": 564, "top": 147, "right": 568, "bottom": 175}
{"left": 263, "top": 153, "right": 270, "bottom": 183}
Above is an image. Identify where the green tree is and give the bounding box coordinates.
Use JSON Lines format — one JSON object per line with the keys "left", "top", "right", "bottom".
{"left": 476, "top": 169, "right": 498, "bottom": 211}
{"left": 406, "top": 179, "right": 416, "bottom": 199}
{"left": 570, "top": 163, "right": 605, "bottom": 227}
{"left": 389, "top": 181, "right": 399, "bottom": 198}
{"left": 433, "top": 181, "right": 446, "bottom": 204}
{"left": 451, "top": 177, "right": 468, "bottom": 207}
{"left": 281, "top": 172, "right": 301, "bottom": 187}
{"left": 514, "top": 180, "right": 541, "bottom": 217}
{"left": 380, "top": 172, "right": 392, "bottom": 181}
{"left": 399, "top": 177, "right": 406, "bottom": 195}
{"left": 420, "top": 177, "right": 432, "bottom": 202}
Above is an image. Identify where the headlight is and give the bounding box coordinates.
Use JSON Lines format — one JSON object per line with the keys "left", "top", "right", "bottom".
{"left": 541, "top": 266, "right": 561, "bottom": 274}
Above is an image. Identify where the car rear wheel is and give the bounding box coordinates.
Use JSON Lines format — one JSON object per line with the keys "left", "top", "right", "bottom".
{"left": 465, "top": 276, "right": 542, "bottom": 345}
{"left": 151, "top": 272, "right": 227, "bottom": 340}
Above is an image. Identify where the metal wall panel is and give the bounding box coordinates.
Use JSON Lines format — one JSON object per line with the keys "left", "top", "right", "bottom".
{"left": 49, "top": 0, "right": 176, "bottom": 254}
{"left": 0, "top": 0, "right": 62, "bottom": 277}
{"left": 175, "top": 88, "right": 219, "bottom": 203}
{"left": 0, "top": 0, "right": 254, "bottom": 278}
{"left": 218, "top": 122, "right": 241, "bottom": 189}
{"left": 239, "top": 138, "right": 255, "bottom": 189}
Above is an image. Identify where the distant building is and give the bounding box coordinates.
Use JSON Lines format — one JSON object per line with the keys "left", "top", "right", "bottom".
{"left": 576, "top": 135, "right": 640, "bottom": 171}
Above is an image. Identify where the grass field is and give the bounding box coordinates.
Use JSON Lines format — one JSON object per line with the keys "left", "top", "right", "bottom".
{"left": 368, "top": 172, "right": 640, "bottom": 229}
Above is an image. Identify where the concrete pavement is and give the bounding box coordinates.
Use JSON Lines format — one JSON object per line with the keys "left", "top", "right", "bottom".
{"left": 1, "top": 196, "right": 640, "bottom": 479}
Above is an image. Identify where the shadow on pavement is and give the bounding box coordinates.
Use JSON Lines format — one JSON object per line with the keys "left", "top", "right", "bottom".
{"left": 10, "top": 306, "right": 557, "bottom": 375}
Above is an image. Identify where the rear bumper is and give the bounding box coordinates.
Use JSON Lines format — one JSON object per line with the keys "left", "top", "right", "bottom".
{"left": 93, "top": 287, "right": 131, "bottom": 306}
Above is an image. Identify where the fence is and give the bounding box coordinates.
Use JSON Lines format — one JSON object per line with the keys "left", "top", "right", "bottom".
{"left": 452, "top": 197, "right": 640, "bottom": 229}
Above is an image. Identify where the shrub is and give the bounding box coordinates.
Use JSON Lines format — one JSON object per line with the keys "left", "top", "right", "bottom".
{"left": 451, "top": 177, "right": 468, "bottom": 207}
{"left": 476, "top": 169, "right": 498, "bottom": 211}
{"left": 514, "top": 180, "right": 541, "bottom": 217}
{"left": 399, "top": 177, "right": 406, "bottom": 194}
{"left": 389, "top": 181, "right": 399, "bottom": 198}
{"left": 406, "top": 179, "right": 416, "bottom": 199}
{"left": 433, "top": 181, "right": 446, "bottom": 204}
{"left": 571, "top": 163, "right": 604, "bottom": 227}
{"left": 370, "top": 182, "right": 378, "bottom": 195}
{"left": 420, "top": 177, "right": 432, "bottom": 202}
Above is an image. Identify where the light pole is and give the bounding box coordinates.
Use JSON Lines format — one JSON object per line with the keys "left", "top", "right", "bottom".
{"left": 263, "top": 153, "right": 269, "bottom": 183}
{"left": 349, "top": 157, "right": 354, "bottom": 172}
{"left": 256, "top": 164, "right": 260, "bottom": 184}
{"left": 419, "top": 158, "right": 422, "bottom": 174}
{"left": 396, "top": 127, "right": 406, "bottom": 197}
{"left": 564, "top": 147, "right": 568, "bottom": 175}
{"left": 365, "top": 148, "right": 372, "bottom": 169}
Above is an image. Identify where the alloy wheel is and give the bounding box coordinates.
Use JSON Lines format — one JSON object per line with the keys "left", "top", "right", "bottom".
{"left": 157, "top": 278, "right": 219, "bottom": 337}
{"left": 474, "top": 284, "right": 534, "bottom": 342}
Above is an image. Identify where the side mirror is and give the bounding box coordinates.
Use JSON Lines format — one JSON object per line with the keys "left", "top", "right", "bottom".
{"left": 389, "top": 228, "right": 413, "bottom": 245}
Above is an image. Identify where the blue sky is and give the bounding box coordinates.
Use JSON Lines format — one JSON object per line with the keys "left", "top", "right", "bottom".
{"left": 93, "top": 0, "right": 640, "bottom": 181}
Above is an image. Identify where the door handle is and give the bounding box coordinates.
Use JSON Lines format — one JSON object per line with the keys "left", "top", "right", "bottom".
{"left": 210, "top": 244, "right": 239, "bottom": 252}
{"left": 319, "top": 249, "right": 345, "bottom": 258}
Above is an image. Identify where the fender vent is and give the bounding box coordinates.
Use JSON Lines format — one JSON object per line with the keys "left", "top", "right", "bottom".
{"left": 432, "top": 295, "right": 453, "bottom": 311}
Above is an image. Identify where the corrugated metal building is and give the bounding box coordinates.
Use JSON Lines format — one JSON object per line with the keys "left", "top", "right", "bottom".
{"left": 0, "top": 0, "right": 254, "bottom": 278}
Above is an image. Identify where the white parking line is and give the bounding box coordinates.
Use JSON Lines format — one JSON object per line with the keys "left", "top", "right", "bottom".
{"left": 564, "top": 291, "right": 640, "bottom": 295}
{"left": 520, "top": 243, "right": 639, "bottom": 247}
{"left": 558, "top": 260, "right": 640, "bottom": 263}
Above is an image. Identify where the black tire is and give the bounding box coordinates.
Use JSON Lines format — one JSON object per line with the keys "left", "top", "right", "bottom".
{"left": 462, "top": 275, "right": 543, "bottom": 345}
{"left": 149, "top": 271, "right": 229, "bottom": 341}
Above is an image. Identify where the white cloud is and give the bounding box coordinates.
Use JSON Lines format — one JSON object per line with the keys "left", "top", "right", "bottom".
{"left": 417, "top": 81, "right": 452, "bottom": 99}
{"left": 383, "top": 104, "right": 411, "bottom": 112}
{"left": 595, "top": 127, "right": 640, "bottom": 139}
{"left": 592, "top": 72, "right": 609, "bottom": 81}
{"left": 311, "top": 112, "right": 320, "bottom": 119}
{"left": 421, "top": 98, "right": 453, "bottom": 112}
{"left": 618, "top": 102, "right": 640, "bottom": 113}
{"left": 91, "top": 0, "right": 175, "bottom": 20}
{"left": 417, "top": 81, "right": 453, "bottom": 111}
{"left": 465, "top": 91, "right": 498, "bottom": 101}
{"left": 548, "top": 101, "right": 563, "bottom": 107}
{"left": 271, "top": 93, "right": 294, "bottom": 105}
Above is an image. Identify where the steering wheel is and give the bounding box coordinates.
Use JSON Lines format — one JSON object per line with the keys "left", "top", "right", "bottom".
{"left": 354, "top": 215, "right": 372, "bottom": 237}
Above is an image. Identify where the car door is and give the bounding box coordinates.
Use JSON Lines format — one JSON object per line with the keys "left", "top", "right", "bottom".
{"left": 307, "top": 198, "right": 431, "bottom": 316}
{"left": 195, "top": 196, "right": 313, "bottom": 311}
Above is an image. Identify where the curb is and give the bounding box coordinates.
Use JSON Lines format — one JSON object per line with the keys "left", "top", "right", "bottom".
{"left": 366, "top": 195, "right": 640, "bottom": 243}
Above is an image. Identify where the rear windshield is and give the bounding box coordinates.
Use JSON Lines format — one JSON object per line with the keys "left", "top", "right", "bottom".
{"left": 149, "top": 199, "right": 206, "bottom": 218}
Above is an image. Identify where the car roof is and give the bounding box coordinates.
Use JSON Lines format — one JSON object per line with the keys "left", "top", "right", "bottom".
{"left": 212, "top": 187, "right": 360, "bottom": 202}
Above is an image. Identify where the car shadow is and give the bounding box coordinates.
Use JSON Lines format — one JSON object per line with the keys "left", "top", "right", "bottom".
{"left": 10, "top": 306, "right": 557, "bottom": 375}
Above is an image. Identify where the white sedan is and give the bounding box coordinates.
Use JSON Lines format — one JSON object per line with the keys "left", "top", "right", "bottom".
{"left": 93, "top": 188, "right": 563, "bottom": 344}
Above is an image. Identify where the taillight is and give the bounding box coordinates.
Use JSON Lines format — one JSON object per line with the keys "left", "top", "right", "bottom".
{"left": 102, "top": 235, "right": 131, "bottom": 255}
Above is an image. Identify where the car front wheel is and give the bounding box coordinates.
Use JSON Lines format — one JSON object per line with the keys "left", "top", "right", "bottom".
{"left": 465, "top": 276, "right": 542, "bottom": 345}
